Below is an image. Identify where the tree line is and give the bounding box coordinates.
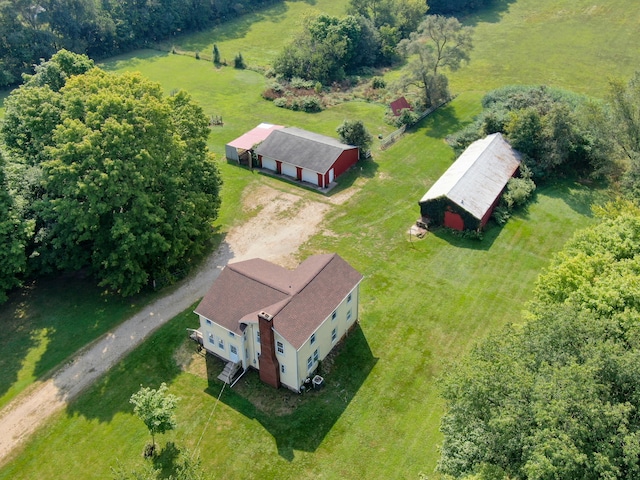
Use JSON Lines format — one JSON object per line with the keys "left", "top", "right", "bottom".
{"left": 0, "top": 51, "right": 222, "bottom": 301}
{"left": 437, "top": 74, "right": 640, "bottom": 479}
{"left": 0, "top": 0, "right": 280, "bottom": 87}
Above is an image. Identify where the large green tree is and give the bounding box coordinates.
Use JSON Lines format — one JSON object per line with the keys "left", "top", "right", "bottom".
{"left": 1, "top": 53, "right": 222, "bottom": 296}
{"left": 397, "top": 15, "right": 473, "bottom": 109}
{"left": 0, "top": 152, "right": 30, "bottom": 303}
{"left": 438, "top": 204, "right": 640, "bottom": 479}
{"left": 273, "top": 13, "right": 382, "bottom": 84}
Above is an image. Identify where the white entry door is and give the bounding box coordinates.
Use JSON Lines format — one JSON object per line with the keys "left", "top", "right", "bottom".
{"left": 230, "top": 344, "right": 239, "bottom": 363}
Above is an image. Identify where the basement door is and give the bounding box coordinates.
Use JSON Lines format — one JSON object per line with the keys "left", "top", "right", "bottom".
{"left": 230, "top": 344, "right": 239, "bottom": 363}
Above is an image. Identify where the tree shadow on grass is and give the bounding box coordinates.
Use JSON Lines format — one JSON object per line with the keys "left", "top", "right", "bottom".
{"left": 204, "top": 324, "right": 377, "bottom": 461}
{"left": 539, "top": 178, "right": 609, "bottom": 218}
{"left": 459, "top": 0, "right": 519, "bottom": 26}
{"left": 65, "top": 306, "right": 199, "bottom": 423}
{"left": 0, "top": 273, "right": 155, "bottom": 408}
{"left": 99, "top": 49, "right": 170, "bottom": 72}
{"left": 179, "top": 2, "right": 290, "bottom": 51}
{"left": 414, "top": 102, "right": 477, "bottom": 140}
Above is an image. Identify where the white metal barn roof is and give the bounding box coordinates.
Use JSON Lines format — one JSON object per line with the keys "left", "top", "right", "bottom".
{"left": 420, "top": 133, "right": 522, "bottom": 220}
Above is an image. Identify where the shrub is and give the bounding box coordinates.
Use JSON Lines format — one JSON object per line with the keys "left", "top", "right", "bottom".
{"left": 234, "top": 53, "right": 245, "bottom": 69}
{"left": 290, "top": 77, "right": 315, "bottom": 89}
{"left": 273, "top": 98, "right": 288, "bottom": 108}
{"left": 300, "top": 96, "right": 322, "bottom": 112}
{"left": 371, "top": 76, "right": 386, "bottom": 89}
{"left": 395, "top": 108, "right": 419, "bottom": 127}
{"left": 195, "top": 51, "right": 200, "bottom": 60}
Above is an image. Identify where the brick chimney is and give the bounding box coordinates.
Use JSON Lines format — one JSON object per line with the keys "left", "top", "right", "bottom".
{"left": 258, "top": 311, "right": 280, "bottom": 388}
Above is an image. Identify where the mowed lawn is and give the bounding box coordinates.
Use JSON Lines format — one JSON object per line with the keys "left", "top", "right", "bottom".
{"left": 0, "top": 0, "right": 632, "bottom": 477}
{"left": 0, "top": 93, "right": 607, "bottom": 479}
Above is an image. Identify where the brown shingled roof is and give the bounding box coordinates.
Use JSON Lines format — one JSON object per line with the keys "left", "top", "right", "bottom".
{"left": 194, "top": 254, "right": 363, "bottom": 348}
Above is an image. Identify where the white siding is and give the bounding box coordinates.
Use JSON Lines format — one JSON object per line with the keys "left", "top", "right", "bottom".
{"left": 302, "top": 169, "right": 318, "bottom": 185}
{"left": 281, "top": 162, "right": 297, "bottom": 178}
{"left": 262, "top": 157, "right": 277, "bottom": 172}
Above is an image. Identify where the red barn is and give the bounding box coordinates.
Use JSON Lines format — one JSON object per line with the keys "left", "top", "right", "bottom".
{"left": 255, "top": 127, "right": 359, "bottom": 189}
{"left": 419, "top": 133, "right": 521, "bottom": 231}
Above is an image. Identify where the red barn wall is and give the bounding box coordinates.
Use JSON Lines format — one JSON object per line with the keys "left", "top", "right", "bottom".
{"left": 331, "top": 148, "right": 359, "bottom": 179}
{"left": 444, "top": 210, "right": 465, "bottom": 231}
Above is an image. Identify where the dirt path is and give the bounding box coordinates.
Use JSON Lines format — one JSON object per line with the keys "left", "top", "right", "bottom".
{"left": 0, "top": 183, "right": 353, "bottom": 466}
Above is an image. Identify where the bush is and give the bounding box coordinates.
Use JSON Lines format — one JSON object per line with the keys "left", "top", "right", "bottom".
{"left": 273, "top": 98, "right": 288, "bottom": 108}
{"left": 234, "top": 53, "right": 245, "bottom": 69}
{"left": 395, "top": 108, "right": 419, "bottom": 127}
{"left": 300, "top": 96, "right": 322, "bottom": 112}
{"left": 195, "top": 51, "right": 200, "bottom": 60}
{"left": 371, "top": 76, "right": 386, "bottom": 89}
{"left": 290, "top": 77, "right": 315, "bottom": 89}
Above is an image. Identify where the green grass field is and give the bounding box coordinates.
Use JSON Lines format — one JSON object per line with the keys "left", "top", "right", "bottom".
{"left": 0, "top": 0, "right": 632, "bottom": 477}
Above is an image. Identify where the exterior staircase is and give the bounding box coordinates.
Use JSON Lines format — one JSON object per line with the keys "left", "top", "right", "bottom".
{"left": 218, "top": 361, "right": 241, "bottom": 384}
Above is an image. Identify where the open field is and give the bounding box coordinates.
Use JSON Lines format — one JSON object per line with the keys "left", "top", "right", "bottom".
{"left": 0, "top": 0, "right": 632, "bottom": 477}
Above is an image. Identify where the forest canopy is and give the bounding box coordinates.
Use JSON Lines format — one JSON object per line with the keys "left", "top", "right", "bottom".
{"left": 438, "top": 201, "right": 640, "bottom": 479}
{"left": 0, "top": 0, "right": 280, "bottom": 87}
{"left": 0, "top": 51, "right": 222, "bottom": 298}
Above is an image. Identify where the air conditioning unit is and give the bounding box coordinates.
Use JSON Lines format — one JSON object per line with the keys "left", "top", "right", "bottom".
{"left": 312, "top": 375, "right": 324, "bottom": 390}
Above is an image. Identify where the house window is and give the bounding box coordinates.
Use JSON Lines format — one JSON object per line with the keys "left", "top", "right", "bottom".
{"left": 307, "top": 356, "right": 313, "bottom": 371}
{"left": 313, "top": 349, "right": 319, "bottom": 363}
{"left": 331, "top": 310, "right": 337, "bottom": 321}
{"left": 331, "top": 328, "right": 337, "bottom": 343}
{"left": 281, "top": 364, "right": 286, "bottom": 374}
{"left": 205, "top": 319, "right": 212, "bottom": 326}
{"left": 256, "top": 330, "right": 260, "bottom": 343}
{"left": 347, "top": 293, "right": 352, "bottom": 303}
{"left": 347, "top": 309, "right": 352, "bottom": 321}
{"left": 228, "top": 331, "right": 235, "bottom": 338}
{"left": 277, "top": 341, "right": 284, "bottom": 355}
{"left": 208, "top": 333, "right": 215, "bottom": 344}
{"left": 310, "top": 333, "right": 316, "bottom": 345}
{"left": 218, "top": 338, "right": 224, "bottom": 350}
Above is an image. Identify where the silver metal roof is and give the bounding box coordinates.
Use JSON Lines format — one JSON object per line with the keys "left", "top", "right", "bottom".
{"left": 419, "top": 133, "right": 522, "bottom": 220}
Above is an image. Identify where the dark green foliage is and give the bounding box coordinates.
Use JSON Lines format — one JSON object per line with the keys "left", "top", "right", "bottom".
{"left": 394, "top": 108, "right": 419, "bottom": 127}
{"left": 428, "top": 0, "right": 497, "bottom": 15}
{"left": 213, "top": 44, "right": 220, "bottom": 65}
{"left": 233, "top": 53, "right": 245, "bottom": 69}
{"left": 347, "top": 0, "right": 427, "bottom": 37}
{"left": 371, "top": 76, "right": 386, "bottom": 89}
{"left": 0, "top": 0, "right": 281, "bottom": 87}
{"left": 447, "top": 85, "right": 616, "bottom": 180}
{"left": 0, "top": 153, "right": 30, "bottom": 303}
{"left": 336, "top": 119, "right": 373, "bottom": 157}
{"left": 273, "top": 14, "right": 383, "bottom": 85}
{"left": 1, "top": 62, "right": 222, "bottom": 296}
{"left": 272, "top": 95, "right": 323, "bottom": 112}
{"left": 493, "top": 166, "right": 536, "bottom": 225}
{"left": 439, "top": 207, "right": 640, "bottom": 479}
{"left": 608, "top": 72, "right": 640, "bottom": 199}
